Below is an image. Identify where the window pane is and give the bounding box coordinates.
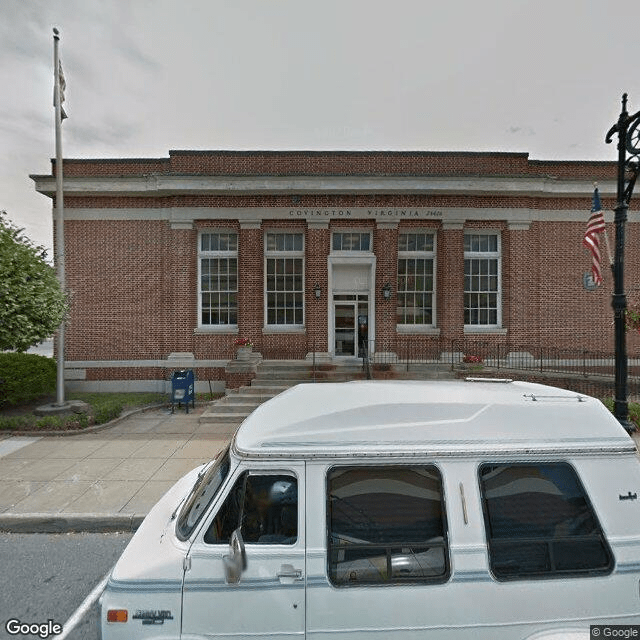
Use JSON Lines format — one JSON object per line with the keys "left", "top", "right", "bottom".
{"left": 464, "top": 233, "right": 498, "bottom": 254}
{"left": 480, "top": 463, "right": 613, "bottom": 580}
{"left": 332, "top": 232, "right": 371, "bottom": 252}
{"left": 266, "top": 233, "right": 303, "bottom": 253}
{"left": 396, "top": 255, "right": 434, "bottom": 325}
{"left": 266, "top": 257, "right": 303, "bottom": 325}
{"left": 199, "top": 238, "right": 238, "bottom": 326}
{"left": 464, "top": 252, "right": 498, "bottom": 326}
{"left": 328, "top": 466, "right": 449, "bottom": 586}
{"left": 204, "top": 473, "right": 297, "bottom": 546}
{"left": 399, "top": 233, "right": 434, "bottom": 253}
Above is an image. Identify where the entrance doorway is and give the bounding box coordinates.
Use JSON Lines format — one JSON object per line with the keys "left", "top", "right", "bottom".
{"left": 333, "top": 295, "right": 368, "bottom": 357}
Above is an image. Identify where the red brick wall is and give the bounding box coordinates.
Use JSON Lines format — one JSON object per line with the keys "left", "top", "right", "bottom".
{"left": 374, "top": 226, "right": 398, "bottom": 351}
{"left": 506, "top": 227, "right": 539, "bottom": 346}
{"left": 85, "top": 367, "right": 166, "bottom": 381}
{"left": 64, "top": 219, "right": 174, "bottom": 360}
{"left": 53, "top": 151, "right": 617, "bottom": 181}
{"left": 305, "top": 226, "right": 330, "bottom": 353}
{"left": 63, "top": 193, "right": 628, "bottom": 211}
{"left": 50, "top": 151, "right": 640, "bottom": 391}
{"left": 439, "top": 227, "right": 465, "bottom": 343}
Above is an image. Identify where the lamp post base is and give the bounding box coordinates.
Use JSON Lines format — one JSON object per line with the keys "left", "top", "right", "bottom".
{"left": 616, "top": 418, "right": 636, "bottom": 434}
{"left": 34, "top": 400, "right": 91, "bottom": 416}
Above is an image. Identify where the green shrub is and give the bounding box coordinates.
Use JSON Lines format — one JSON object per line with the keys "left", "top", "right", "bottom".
{"left": 0, "top": 415, "right": 32, "bottom": 430}
{"left": 0, "top": 352, "right": 56, "bottom": 408}
{"left": 34, "top": 415, "right": 63, "bottom": 429}
{"left": 601, "top": 398, "right": 640, "bottom": 429}
{"left": 93, "top": 400, "right": 124, "bottom": 425}
{"left": 67, "top": 412, "right": 90, "bottom": 429}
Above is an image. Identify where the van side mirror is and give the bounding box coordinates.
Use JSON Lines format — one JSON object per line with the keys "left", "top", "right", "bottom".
{"left": 223, "top": 528, "right": 247, "bottom": 584}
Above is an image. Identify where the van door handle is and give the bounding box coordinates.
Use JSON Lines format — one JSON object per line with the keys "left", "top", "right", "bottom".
{"left": 277, "top": 564, "right": 303, "bottom": 583}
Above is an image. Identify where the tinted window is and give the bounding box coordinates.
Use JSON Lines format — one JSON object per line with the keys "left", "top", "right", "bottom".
{"left": 480, "top": 463, "right": 613, "bottom": 580}
{"left": 205, "top": 473, "right": 297, "bottom": 545}
{"left": 327, "top": 466, "right": 449, "bottom": 586}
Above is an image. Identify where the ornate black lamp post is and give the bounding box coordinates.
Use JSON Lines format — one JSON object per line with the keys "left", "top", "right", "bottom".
{"left": 605, "top": 94, "right": 640, "bottom": 432}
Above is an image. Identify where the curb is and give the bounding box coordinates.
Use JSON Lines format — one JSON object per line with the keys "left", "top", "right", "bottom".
{"left": 0, "top": 513, "right": 145, "bottom": 534}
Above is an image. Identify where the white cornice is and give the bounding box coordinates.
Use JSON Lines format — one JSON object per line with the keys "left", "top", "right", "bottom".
{"left": 31, "top": 174, "right": 618, "bottom": 198}
{"left": 59, "top": 206, "right": 640, "bottom": 224}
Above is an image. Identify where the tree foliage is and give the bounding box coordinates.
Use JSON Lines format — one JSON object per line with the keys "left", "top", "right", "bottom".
{"left": 0, "top": 211, "right": 67, "bottom": 351}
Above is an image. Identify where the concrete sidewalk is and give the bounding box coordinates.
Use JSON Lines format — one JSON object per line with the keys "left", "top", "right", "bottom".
{"left": 0, "top": 404, "right": 239, "bottom": 532}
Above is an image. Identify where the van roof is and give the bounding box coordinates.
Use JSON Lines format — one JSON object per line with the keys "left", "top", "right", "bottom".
{"left": 233, "top": 380, "right": 635, "bottom": 458}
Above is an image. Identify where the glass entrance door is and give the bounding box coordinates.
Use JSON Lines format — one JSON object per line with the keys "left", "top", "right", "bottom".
{"left": 334, "top": 304, "right": 356, "bottom": 356}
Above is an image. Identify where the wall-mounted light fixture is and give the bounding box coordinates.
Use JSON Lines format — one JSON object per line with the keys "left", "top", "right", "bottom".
{"left": 314, "top": 283, "right": 322, "bottom": 299}
{"left": 382, "top": 282, "right": 392, "bottom": 301}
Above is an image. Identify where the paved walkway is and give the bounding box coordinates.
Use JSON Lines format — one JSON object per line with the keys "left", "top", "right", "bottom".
{"left": 0, "top": 404, "right": 238, "bottom": 531}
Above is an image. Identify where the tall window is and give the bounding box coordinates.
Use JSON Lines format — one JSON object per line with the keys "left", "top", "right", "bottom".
{"left": 199, "top": 232, "right": 237, "bottom": 326}
{"left": 397, "top": 232, "right": 436, "bottom": 326}
{"left": 464, "top": 232, "right": 501, "bottom": 326}
{"left": 265, "top": 232, "right": 304, "bottom": 326}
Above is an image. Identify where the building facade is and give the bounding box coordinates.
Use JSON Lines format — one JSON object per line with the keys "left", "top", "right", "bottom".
{"left": 31, "top": 151, "right": 640, "bottom": 392}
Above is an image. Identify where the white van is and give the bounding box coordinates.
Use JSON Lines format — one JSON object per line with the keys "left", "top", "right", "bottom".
{"left": 99, "top": 380, "right": 640, "bottom": 639}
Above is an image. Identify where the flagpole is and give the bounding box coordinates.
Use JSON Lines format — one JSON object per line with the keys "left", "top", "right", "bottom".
{"left": 593, "top": 182, "right": 614, "bottom": 268}
{"left": 53, "top": 27, "right": 66, "bottom": 406}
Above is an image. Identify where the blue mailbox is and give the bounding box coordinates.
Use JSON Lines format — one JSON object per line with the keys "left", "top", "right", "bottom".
{"left": 170, "top": 369, "right": 195, "bottom": 413}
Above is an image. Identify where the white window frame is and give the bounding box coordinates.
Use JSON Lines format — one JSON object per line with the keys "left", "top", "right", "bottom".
{"left": 463, "top": 230, "right": 502, "bottom": 329}
{"left": 264, "top": 231, "right": 305, "bottom": 328}
{"left": 331, "top": 230, "right": 373, "bottom": 254}
{"left": 396, "top": 231, "right": 437, "bottom": 329}
{"left": 198, "top": 230, "right": 238, "bottom": 330}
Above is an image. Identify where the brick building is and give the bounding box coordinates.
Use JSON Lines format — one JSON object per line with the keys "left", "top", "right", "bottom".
{"left": 31, "top": 150, "right": 640, "bottom": 392}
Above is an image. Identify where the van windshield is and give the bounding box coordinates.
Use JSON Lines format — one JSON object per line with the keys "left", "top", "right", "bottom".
{"left": 176, "top": 447, "right": 231, "bottom": 541}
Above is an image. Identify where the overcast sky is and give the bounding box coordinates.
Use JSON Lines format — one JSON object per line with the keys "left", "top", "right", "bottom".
{"left": 2, "top": 0, "right": 639, "bottom": 253}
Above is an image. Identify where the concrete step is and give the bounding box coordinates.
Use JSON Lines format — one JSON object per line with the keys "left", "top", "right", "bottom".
{"left": 251, "top": 376, "right": 358, "bottom": 385}
{"left": 253, "top": 370, "right": 319, "bottom": 380}
{"left": 205, "top": 403, "right": 258, "bottom": 414}
{"left": 199, "top": 411, "right": 248, "bottom": 424}
{"left": 259, "top": 360, "right": 362, "bottom": 373}
{"left": 224, "top": 392, "right": 277, "bottom": 403}
{"left": 218, "top": 396, "right": 265, "bottom": 406}
{"left": 255, "top": 374, "right": 364, "bottom": 383}
{"left": 259, "top": 363, "right": 362, "bottom": 369}
{"left": 259, "top": 360, "right": 315, "bottom": 369}
{"left": 247, "top": 382, "right": 297, "bottom": 392}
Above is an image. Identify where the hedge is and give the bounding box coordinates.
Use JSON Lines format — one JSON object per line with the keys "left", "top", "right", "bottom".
{"left": 0, "top": 352, "right": 56, "bottom": 408}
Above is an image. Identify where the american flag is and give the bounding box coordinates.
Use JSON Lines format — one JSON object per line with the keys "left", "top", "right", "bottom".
{"left": 54, "top": 60, "right": 68, "bottom": 121}
{"left": 583, "top": 187, "right": 606, "bottom": 285}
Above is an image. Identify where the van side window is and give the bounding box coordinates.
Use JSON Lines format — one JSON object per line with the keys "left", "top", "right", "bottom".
{"left": 204, "top": 473, "right": 297, "bottom": 545}
{"left": 479, "top": 463, "right": 614, "bottom": 580}
{"left": 327, "top": 466, "right": 449, "bottom": 586}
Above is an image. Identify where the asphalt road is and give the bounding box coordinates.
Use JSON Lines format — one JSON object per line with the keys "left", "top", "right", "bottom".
{"left": 0, "top": 532, "right": 133, "bottom": 640}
